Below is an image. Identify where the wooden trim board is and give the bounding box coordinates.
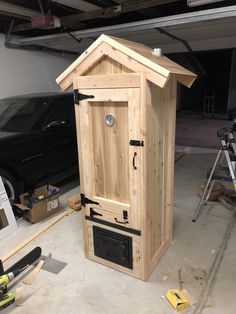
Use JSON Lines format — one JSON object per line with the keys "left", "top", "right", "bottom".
{"left": 75, "top": 73, "right": 141, "bottom": 89}
{"left": 56, "top": 34, "right": 196, "bottom": 91}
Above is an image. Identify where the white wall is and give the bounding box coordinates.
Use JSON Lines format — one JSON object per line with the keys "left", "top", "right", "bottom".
{"left": 0, "top": 34, "right": 75, "bottom": 99}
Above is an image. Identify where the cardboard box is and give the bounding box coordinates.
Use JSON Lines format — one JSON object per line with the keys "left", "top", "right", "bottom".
{"left": 17, "top": 185, "right": 60, "bottom": 223}
{"left": 0, "top": 176, "right": 17, "bottom": 240}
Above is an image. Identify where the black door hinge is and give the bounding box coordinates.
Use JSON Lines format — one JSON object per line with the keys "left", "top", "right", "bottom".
{"left": 81, "top": 193, "right": 99, "bottom": 207}
{"left": 73, "top": 89, "right": 94, "bottom": 105}
{"left": 129, "top": 140, "right": 144, "bottom": 147}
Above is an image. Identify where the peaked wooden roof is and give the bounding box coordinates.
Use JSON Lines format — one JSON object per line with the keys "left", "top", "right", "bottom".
{"left": 56, "top": 34, "right": 197, "bottom": 90}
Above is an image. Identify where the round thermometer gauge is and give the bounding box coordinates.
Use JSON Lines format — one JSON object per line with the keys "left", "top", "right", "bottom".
{"left": 105, "top": 114, "right": 115, "bottom": 127}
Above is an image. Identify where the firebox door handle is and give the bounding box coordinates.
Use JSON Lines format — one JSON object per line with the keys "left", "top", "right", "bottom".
{"left": 115, "top": 218, "right": 129, "bottom": 224}
{"left": 115, "top": 210, "right": 129, "bottom": 224}
{"left": 133, "top": 152, "right": 137, "bottom": 170}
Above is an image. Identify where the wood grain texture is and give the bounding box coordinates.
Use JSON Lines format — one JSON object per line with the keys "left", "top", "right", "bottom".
{"left": 77, "top": 84, "right": 141, "bottom": 230}
{"left": 145, "top": 81, "right": 160, "bottom": 260}
{"left": 67, "top": 194, "right": 81, "bottom": 210}
{"left": 91, "top": 100, "right": 129, "bottom": 203}
{"left": 56, "top": 34, "right": 196, "bottom": 90}
{"left": 163, "top": 78, "right": 177, "bottom": 241}
{"left": 76, "top": 73, "right": 140, "bottom": 89}
{"left": 141, "top": 77, "right": 177, "bottom": 280}
{"left": 83, "top": 44, "right": 167, "bottom": 88}
{"left": 85, "top": 206, "right": 133, "bottom": 227}
{"left": 57, "top": 41, "right": 166, "bottom": 89}
{"left": 70, "top": 47, "right": 180, "bottom": 280}
{"left": 72, "top": 84, "right": 85, "bottom": 194}
{"left": 86, "top": 55, "right": 131, "bottom": 75}
{"left": 139, "top": 72, "right": 150, "bottom": 280}
{"left": 86, "top": 219, "right": 142, "bottom": 279}
{"left": 56, "top": 35, "right": 104, "bottom": 88}
{"left": 97, "top": 43, "right": 167, "bottom": 88}
{"left": 127, "top": 88, "right": 142, "bottom": 230}
{"left": 92, "top": 196, "right": 130, "bottom": 214}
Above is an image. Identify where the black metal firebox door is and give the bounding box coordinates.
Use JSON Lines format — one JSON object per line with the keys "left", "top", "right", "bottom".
{"left": 93, "top": 226, "right": 133, "bottom": 269}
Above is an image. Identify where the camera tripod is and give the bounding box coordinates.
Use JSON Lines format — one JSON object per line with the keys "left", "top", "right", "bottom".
{"left": 192, "top": 126, "right": 236, "bottom": 222}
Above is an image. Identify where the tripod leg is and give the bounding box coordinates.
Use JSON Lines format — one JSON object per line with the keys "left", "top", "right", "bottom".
{"left": 192, "top": 149, "right": 222, "bottom": 222}
{"left": 204, "top": 179, "right": 215, "bottom": 205}
{"left": 192, "top": 179, "right": 213, "bottom": 222}
{"left": 222, "top": 139, "right": 236, "bottom": 190}
{"left": 228, "top": 132, "right": 236, "bottom": 156}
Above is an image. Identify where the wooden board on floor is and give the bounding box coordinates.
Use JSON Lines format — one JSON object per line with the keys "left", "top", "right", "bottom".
{"left": 175, "top": 147, "right": 191, "bottom": 163}
{"left": 1, "top": 208, "right": 75, "bottom": 262}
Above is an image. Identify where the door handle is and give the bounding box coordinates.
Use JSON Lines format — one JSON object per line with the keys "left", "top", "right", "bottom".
{"left": 115, "top": 218, "right": 129, "bottom": 224}
{"left": 132, "top": 152, "right": 137, "bottom": 170}
{"left": 114, "top": 210, "right": 129, "bottom": 224}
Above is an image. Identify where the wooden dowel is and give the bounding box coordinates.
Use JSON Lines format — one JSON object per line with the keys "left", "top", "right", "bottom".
{"left": 23, "top": 260, "right": 45, "bottom": 285}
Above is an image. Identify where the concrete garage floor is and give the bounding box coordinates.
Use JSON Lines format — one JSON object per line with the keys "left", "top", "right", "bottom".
{"left": 1, "top": 149, "right": 236, "bottom": 314}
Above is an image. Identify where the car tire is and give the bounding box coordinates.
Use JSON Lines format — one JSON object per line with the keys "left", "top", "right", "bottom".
{"left": 0, "top": 168, "right": 19, "bottom": 204}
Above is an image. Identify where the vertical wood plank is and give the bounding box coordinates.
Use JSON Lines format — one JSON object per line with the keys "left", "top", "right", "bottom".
{"left": 87, "top": 56, "right": 132, "bottom": 75}
{"left": 139, "top": 72, "right": 150, "bottom": 280}
{"left": 128, "top": 88, "right": 142, "bottom": 230}
{"left": 74, "top": 104, "right": 84, "bottom": 193}
{"left": 164, "top": 78, "right": 177, "bottom": 241}
{"left": 144, "top": 79, "right": 175, "bottom": 278}
{"left": 90, "top": 101, "right": 129, "bottom": 203}
{"left": 73, "top": 79, "right": 88, "bottom": 257}
{"left": 78, "top": 100, "right": 95, "bottom": 197}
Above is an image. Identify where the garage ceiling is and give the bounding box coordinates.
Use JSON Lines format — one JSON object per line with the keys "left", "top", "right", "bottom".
{"left": 1, "top": 0, "right": 236, "bottom": 56}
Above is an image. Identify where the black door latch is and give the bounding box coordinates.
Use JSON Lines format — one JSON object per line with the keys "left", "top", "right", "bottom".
{"left": 90, "top": 208, "right": 102, "bottom": 218}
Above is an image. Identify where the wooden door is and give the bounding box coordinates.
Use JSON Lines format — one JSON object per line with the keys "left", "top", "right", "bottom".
{"left": 75, "top": 74, "right": 142, "bottom": 229}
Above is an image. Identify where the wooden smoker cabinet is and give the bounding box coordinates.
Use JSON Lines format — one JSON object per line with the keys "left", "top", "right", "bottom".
{"left": 57, "top": 35, "right": 196, "bottom": 280}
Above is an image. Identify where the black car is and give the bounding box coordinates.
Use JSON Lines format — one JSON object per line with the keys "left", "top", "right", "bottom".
{"left": 0, "top": 92, "right": 78, "bottom": 204}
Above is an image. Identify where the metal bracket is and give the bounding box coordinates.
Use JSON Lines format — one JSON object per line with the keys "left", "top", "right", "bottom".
{"left": 90, "top": 208, "right": 102, "bottom": 218}
{"left": 73, "top": 89, "right": 94, "bottom": 105}
{"left": 81, "top": 194, "right": 99, "bottom": 207}
{"left": 129, "top": 140, "right": 144, "bottom": 147}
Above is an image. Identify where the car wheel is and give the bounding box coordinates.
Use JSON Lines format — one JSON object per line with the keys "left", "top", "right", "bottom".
{"left": 0, "top": 169, "right": 18, "bottom": 204}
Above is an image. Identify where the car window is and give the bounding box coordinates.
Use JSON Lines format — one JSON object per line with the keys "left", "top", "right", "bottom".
{"left": 42, "top": 96, "right": 75, "bottom": 128}
{"left": 0, "top": 98, "right": 48, "bottom": 132}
